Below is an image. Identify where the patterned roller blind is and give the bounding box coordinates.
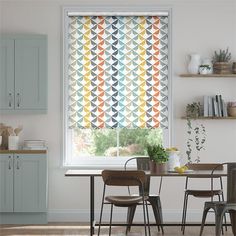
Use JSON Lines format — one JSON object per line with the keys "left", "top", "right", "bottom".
{"left": 68, "top": 15, "right": 168, "bottom": 129}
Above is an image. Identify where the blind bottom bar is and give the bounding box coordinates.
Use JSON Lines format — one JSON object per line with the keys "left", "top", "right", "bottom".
{"left": 68, "top": 11, "right": 168, "bottom": 17}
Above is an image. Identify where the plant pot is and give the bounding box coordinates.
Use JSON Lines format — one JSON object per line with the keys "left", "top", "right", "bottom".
{"left": 213, "top": 62, "right": 231, "bottom": 74}
{"left": 149, "top": 161, "right": 167, "bottom": 173}
{"left": 228, "top": 107, "right": 236, "bottom": 117}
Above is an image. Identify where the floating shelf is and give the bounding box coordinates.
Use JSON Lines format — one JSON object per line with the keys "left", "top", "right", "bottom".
{"left": 180, "top": 74, "right": 236, "bottom": 77}
{"left": 181, "top": 116, "right": 236, "bottom": 120}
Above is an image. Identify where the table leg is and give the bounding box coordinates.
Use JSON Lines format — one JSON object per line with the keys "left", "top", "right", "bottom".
{"left": 90, "top": 176, "right": 95, "bottom": 236}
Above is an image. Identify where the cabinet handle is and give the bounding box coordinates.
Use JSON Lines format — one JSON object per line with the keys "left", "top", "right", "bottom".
{"left": 17, "top": 93, "right": 20, "bottom": 107}
{"left": 8, "top": 93, "right": 12, "bottom": 107}
{"left": 8, "top": 156, "right": 12, "bottom": 170}
{"left": 16, "top": 156, "right": 20, "bottom": 170}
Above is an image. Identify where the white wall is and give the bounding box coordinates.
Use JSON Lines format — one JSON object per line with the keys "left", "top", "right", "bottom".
{"left": 0, "top": 0, "right": 236, "bottom": 223}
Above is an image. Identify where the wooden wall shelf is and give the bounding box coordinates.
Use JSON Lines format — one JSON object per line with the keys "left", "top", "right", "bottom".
{"left": 180, "top": 74, "right": 236, "bottom": 77}
{"left": 181, "top": 116, "right": 236, "bottom": 120}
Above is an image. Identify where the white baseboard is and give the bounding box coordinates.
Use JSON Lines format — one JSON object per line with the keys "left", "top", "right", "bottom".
{"left": 48, "top": 208, "right": 222, "bottom": 223}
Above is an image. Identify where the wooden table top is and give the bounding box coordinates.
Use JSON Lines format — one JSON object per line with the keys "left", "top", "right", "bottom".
{"left": 65, "top": 169, "right": 227, "bottom": 177}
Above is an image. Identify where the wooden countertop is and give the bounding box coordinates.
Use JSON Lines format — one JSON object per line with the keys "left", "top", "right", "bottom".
{"left": 0, "top": 149, "right": 47, "bottom": 154}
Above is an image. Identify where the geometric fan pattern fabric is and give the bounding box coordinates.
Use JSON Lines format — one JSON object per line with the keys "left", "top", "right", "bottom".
{"left": 68, "top": 15, "right": 169, "bottom": 129}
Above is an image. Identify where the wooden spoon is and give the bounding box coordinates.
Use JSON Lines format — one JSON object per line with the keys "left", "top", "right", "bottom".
{"left": 14, "top": 125, "right": 23, "bottom": 136}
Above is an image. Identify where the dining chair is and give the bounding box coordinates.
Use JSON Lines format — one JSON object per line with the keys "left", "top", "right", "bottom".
{"left": 124, "top": 157, "right": 164, "bottom": 234}
{"left": 97, "top": 170, "right": 151, "bottom": 236}
{"left": 181, "top": 163, "right": 226, "bottom": 234}
{"left": 200, "top": 162, "right": 236, "bottom": 236}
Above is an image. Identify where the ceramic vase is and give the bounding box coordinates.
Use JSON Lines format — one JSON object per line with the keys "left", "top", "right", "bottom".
{"left": 167, "top": 151, "right": 181, "bottom": 171}
{"left": 8, "top": 136, "right": 19, "bottom": 150}
{"left": 187, "top": 53, "right": 201, "bottom": 74}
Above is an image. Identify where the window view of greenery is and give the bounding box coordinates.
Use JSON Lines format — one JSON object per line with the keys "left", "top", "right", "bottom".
{"left": 72, "top": 128, "right": 163, "bottom": 157}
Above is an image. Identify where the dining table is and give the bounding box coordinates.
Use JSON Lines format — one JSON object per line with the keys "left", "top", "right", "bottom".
{"left": 65, "top": 169, "right": 234, "bottom": 236}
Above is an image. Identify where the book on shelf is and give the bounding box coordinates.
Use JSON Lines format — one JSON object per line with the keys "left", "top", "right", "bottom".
{"left": 203, "top": 95, "right": 208, "bottom": 117}
{"left": 203, "top": 95, "right": 228, "bottom": 118}
{"left": 212, "top": 97, "right": 219, "bottom": 117}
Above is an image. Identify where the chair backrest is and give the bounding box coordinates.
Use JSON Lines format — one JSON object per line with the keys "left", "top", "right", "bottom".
{"left": 136, "top": 157, "right": 151, "bottom": 171}
{"left": 102, "top": 170, "right": 146, "bottom": 187}
{"left": 124, "top": 157, "right": 150, "bottom": 194}
{"left": 124, "top": 157, "right": 163, "bottom": 195}
{"left": 227, "top": 163, "right": 236, "bottom": 203}
{"left": 210, "top": 162, "right": 236, "bottom": 203}
{"left": 187, "top": 163, "right": 223, "bottom": 171}
{"left": 185, "top": 163, "right": 224, "bottom": 190}
{"left": 186, "top": 163, "right": 223, "bottom": 181}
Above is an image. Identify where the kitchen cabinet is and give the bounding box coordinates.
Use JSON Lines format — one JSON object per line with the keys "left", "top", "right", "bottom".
{"left": 0, "top": 35, "right": 47, "bottom": 113}
{"left": 0, "top": 151, "right": 47, "bottom": 224}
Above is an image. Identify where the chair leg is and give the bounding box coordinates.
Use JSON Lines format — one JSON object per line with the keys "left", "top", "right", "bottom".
{"left": 145, "top": 201, "right": 151, "bottom": 236}
{"left": 149, "top": 196, "right": 164, "bottom": 234}
{"left": 229, "top": 211, "right": 236, "bottom": 236}
{"left": 182, "top": 192, "right": 189, "bottom": 234}
{"left": 218, "top": 194, "right": 227, "bottom": 235}
{"left": 142, "top": 199, "right": 148, "bottom": 236}
{"left": 221, "top": 193, "right": 227, "bottom": 232}
{"left": 200, "top": 206, "right": 211, "bottom": 236}
{"left": 215, "top": 207, "right": 225, "bottom": 236}
{"left": 108, "top": 204, "right": 114, "bottom": 236}
{"left": 126, "top": 205, "right": 137, "bottom": 235}
{"left": 97, "top": 201, "right": 105, "bottom": 236}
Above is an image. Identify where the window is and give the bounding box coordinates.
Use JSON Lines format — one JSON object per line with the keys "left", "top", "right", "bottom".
{"left": 63, "top": 10, "right": 171, "bottom": 168}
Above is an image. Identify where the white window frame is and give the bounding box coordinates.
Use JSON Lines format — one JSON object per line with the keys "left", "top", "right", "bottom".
{"left": 62, "top": 7, "right": 173, "bottom": 168}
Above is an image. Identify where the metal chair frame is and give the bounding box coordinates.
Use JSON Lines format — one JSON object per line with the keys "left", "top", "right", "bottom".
{"left": 124, "top": 157, "right": 164, "bottom": 234}
{"left": 181, "top": 163, "right": 226, "bottom": 234}
{"left": 97, "top": 170, "right": 151, "bottom": 236}
{"left": 200, "top": 162, "right": 236, "bottom": 236}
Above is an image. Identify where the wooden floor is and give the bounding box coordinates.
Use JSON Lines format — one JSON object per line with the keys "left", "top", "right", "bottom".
{"left": 0, "top": 223, "right": 234, "bottom": 236}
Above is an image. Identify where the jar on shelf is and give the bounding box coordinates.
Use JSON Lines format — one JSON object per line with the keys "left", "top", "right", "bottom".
{"left": 187, "top": 53, "right": 201, "bottom": 74}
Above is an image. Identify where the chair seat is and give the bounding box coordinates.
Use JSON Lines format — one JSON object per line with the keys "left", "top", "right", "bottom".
{"left": 205, "top": 201, "right": 236, "bottom": 209}
{"left": 105, "top": 195, "right": 148, "bottom": 207}
{"left": 186, "top": 189, "right": 223, "bottom": 197}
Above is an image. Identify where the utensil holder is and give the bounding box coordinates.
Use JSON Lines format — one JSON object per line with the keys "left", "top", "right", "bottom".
{"left": 8, "top": 136, "right": 19, "bottom": 150}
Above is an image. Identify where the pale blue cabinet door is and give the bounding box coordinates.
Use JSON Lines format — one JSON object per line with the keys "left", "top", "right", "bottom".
{"left": 14, "top": 154, "right": 47, "bottom": 212}
{"left": 15, "top": 37, "right": 47, "bottom": 110}
{"left": 0, "top": 39, "right": 14, "bottom": 110}
{"left": 0, "top": 154, "right": 14, "bottom": 212}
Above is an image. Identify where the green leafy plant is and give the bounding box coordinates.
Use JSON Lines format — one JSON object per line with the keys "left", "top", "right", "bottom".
{"left": 212, "top": 48, "right": 231, "bottom": 63}
{"left": 199, "top": 65, "right": 211, "bottom": 70}
{"left": 186, "top": 118, "right": 206, "bottom": 163}
{"left": 186, "top": 102, "right": 200, "bottom": 118}
{"left": 147, "top": 144, "right": 168, "bottom": 164}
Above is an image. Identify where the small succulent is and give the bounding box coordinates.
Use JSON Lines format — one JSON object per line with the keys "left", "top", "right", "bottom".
{"left": 199, "top": 65, "right": 211, "bottom": 70}
{"left": 212, "top": 48, "right": 231, "bottom": 63}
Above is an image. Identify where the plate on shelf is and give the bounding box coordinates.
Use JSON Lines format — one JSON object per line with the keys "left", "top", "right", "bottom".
{"left": 168, "top": 170, "right": 193, "bottom": 173}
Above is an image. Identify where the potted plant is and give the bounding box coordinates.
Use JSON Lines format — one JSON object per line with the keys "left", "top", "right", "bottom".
{"left": 147, "top": 144, "right": 169, "bottom": 173}
{"left": 186, "top": 102, "right": 200, "bottom": 119}
{"left": 212, "top": 48, "right": 232, "bottom": 74}
{"left": 199, "top": 64, "right": 211, "bottom": 75}
{"left": 228, "top": 101, "right": 236, "bottom": 117}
